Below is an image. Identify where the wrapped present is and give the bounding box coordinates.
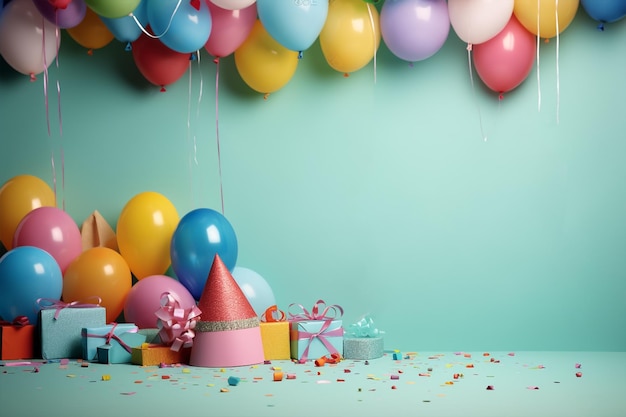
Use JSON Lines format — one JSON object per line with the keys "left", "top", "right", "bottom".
{"left": 0, "top": 316, "right": 36, "bottom": 360}
{"left": 342, "top": 315, "right": 384, "bottom": 360}
{"left": 155, "top": 292, "right": 201, "bottom": 352}
{"left": 259, "top": 305, "right": 290, "bottom": 360}
{"left": 288, "top": 300, "right": 344, "bottom": 362}
{"left": 81, "top": 323, "right": 146, "bottom": 363}
{"left": 137, "top": 328, "right": 161, "bottom": 344}
{"left": 38, "top": 298, "right": 106, "bottom": 360}
{"left": 131, "top": 343, "right": 191, "bottom": 366}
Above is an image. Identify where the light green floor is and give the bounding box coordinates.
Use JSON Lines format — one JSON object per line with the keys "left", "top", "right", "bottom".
{"left": 2, "top": 351, "right": 625, "bottom": 417}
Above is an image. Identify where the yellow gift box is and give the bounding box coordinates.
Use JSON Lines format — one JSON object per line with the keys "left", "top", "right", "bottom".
{"left": 259, "top": 306, "right": 290, "bottom": 360}
{"left": 131, "top": 343, "right": 190, "bottom": 366}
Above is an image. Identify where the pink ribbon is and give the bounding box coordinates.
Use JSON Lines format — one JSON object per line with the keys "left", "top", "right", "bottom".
{"left": 84, "top": 322, "right": 137, "bottom": 354}
{"left": 296, "top": 319, "right": 344, "bottom": 363}
{"left": 155, "top": 292, "right": 202, "bottom": 352}
{"left": 288, "top": 299, "right": 343, "bottom": 322}
{"left": 36, "top": 297, "right": 102, "bottom": 320}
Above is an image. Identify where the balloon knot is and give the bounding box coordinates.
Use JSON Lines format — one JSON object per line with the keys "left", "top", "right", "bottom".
{"left": 190, "top": 53, "right": 197, "bottom": 61}
{"left": 408, "top": 62, "right": 414, "bottom": 68}
{"left": 125, "top": 42, "right": 132, "bottom": 52}
{"left": 213, "top": 57, "right": 220, "bottom": 64}
{"left": 597, "top": 23, "right": 605, "bottom": 32}
{"left": 343, "top": 73, "right": 349, "bottom": 78}
{"left": 263, "top": 93, "right": 270, "bottom": 100}
{"left": 466, "top": 43, "right": 473, "bottom": 52}
{"left": 87, "top": 49, "right": 93, "bottom": 56}
{"left": 544, "top": 38, "right": 550, "bottom": 44}
{"left": 30, "top": 73, "right": 37, "bottom": 82}
{"left": 190, "top": 0, "right": 201, "bottom": 11}
{"left": 160, "top": 86, "right": 166, "bottom": 92}
{"left": 498, "top": 93, "right": 504, "bottom": 101}
{"left": 298, "top": 51, "right": 303, "bottom": 59}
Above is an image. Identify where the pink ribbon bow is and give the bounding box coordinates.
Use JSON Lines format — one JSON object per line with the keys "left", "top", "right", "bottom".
{"left": 36, "top": 297, "right": 102, "bottom": 320}
{"left": 155, "top": 292, "right": 202, "bottom": 352}
{"left": 84, "top": 322, "right": 137, "bottom": 354}
{"left": 287, "top": 299, "right": 343, "bottom": 322}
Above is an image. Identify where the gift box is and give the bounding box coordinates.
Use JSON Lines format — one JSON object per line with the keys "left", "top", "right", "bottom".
{"left": 81, "top": 323, "right": 146, "bottom": 363}
{"left": 342, "top": 315, "right": 384, "bottom": 360}
{"left": 137, "top": 328, "right": 161, "bottom": 344}
{"left": 289, "top": 300, "right": 344, "bottom": 362}
{"left": 259, "top": 306, "right": 290, "bottom": 360}
{"left": 1, "top": 317, "right": 36, "bottom": 360}
{"left": 131, "top": 343, "right": 191, "bottom": 366}
{"left": 39, "top": 302, "right": 106, "bottom": 360}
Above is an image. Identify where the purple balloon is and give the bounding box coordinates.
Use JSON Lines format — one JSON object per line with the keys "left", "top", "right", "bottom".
{"left": 381, "top": 0, "right": 450, "bottom": 62}
{"left": 32, "top": 0, "right": 87, "bottom": 29}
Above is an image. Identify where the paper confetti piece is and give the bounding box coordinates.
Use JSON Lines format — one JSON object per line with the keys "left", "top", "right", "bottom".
{"left": 121, "top": 392, "right": 136, "bottom": 395}
{"left": 101, "top": 375, "right": 111, "bottom": 381}
{"left": 575, "top": 363, "right": 582, "bottom": 369}
{"left": 575, "top": 372, "right": 582, "bottom": 378}
{"left": 527, "top": 386, "right": 540, "bottom": 390}
{"left": 228, "top": 376, "right": 241, "bottom": 386}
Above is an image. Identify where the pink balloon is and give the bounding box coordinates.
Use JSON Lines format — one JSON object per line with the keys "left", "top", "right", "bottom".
{"left": 473, "top": 16, "right": 536, "bottom": 95}
{"left": 204, "top": 0, "right": 257, "bottom": 58}
{"left": 13, "top": 207, "right": 83, "bottom": 274}
{"left": 124, "top": 275, "right": 197, "bottom": 328}
{"left": 0, "top": 0, "right": 61, "bottom": 76}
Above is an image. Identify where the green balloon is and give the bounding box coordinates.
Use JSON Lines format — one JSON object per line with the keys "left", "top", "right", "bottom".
{"left": 84, "top": 0, "right": 141, "bottom": 19}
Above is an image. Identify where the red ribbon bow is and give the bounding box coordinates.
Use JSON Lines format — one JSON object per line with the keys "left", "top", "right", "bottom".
{"left": 0, "top": 315, "right": 30, "bottom": 327}
{"left": 288, "top": 299, "right": 343, "bottom": 322}
{"left": 155, "top": 292, "right": 202, "bottom": 352}
{"left": 261, "top": 305, "right": 286, "bottom": 323}
{"left": 36, "top": 297, "right": 102, "bottom": 320}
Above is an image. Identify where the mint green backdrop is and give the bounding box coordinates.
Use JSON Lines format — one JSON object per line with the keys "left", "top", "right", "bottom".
{"left": 1, "top": 9, "right": 625, "bottom": 352}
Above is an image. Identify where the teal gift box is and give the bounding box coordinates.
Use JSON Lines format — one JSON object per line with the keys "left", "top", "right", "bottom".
{"left": 81, "top": 323, "right": 146, "bottom": 363}
{"left": 289, "top": 319, "right": 343, "bottom": 362}
{"left": 39, "top": 306, "right": 106, "bottom": 360}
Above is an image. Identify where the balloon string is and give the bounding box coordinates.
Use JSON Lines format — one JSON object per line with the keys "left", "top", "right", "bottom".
{"left": 536, "top": 0, "right": 541, "bottom": 112}
{"left": 131, "top": 0, "right": 182, "bottom": 39}
{"left": 466, "top": 44, "right": 487, "bottom": 142}
{"left": 214, "top": 58, "right": 225, "bottom": 215}
{"left": 195, "top": 51, "right": 204, "bottom": 207}
{"left": 42, "top": 14, "right": 58, "bottom": 203}
{"left": 187, "top": 55, "right": 197, "bottom": 210}
{"left": 55, "top": 20, "right": 65, "bottom": 211}
{"left": 555, "top": 0, "right": 560, "bottom": 124}
{"left": 366, "top": 3, "right": 377, "bottom": 84}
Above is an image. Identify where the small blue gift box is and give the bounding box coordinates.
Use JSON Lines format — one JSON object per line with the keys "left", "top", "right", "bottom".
{"left": 289, "top": 319, "right": 343, "bottom": 362}
{"left": 81, "top": 323, "right": 146, "bottom": 363}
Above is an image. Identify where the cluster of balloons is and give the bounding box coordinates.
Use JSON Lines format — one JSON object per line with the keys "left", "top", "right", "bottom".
{"left": 0, "top": 174, "right": 276, "bottom": 328}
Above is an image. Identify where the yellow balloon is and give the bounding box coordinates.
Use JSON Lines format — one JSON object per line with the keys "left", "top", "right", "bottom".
{"left": 66, "top": 7, "right": 114, "bottom": 50}
{"left": 514, "top": 0, "right": 580, "bottom": 39}
{"left": 234, "top": 20, "right": 299, "bottom": 94}
{"left": 63, "top": 247, "right": 132, "bottom": 323}
{"left": 0, "top": 175, "right": 56, "bottom": 250}
{"left": 116, "top": 191, "right": 179, "bottom": 280}
{"left": 320, "top": 0, "right": 381, "bottom": 74}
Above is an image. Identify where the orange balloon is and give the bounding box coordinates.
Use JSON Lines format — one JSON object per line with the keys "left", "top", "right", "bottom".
{"left": 66, "top": 7, "right": 114, "bottom": 50}
{"left": 63, "top": 247, "right": 132, "bottom": 323}
{"left": 514, "top": 0, "right": 580, "bottom": 39}
{"left": 0, "top": 175, "right": 56, "bottom": 250}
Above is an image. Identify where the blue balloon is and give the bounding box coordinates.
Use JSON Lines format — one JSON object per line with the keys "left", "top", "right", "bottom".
{"left": 170, "top": 208, "right": 238, "bottom": 300}
{"left": 232, "top": 267, "right": 276, "bottom": 317}
{"left": 0, "top": 246, "right": 63, "bottom": 323}
{"left": 101, "top": 0, "right": 148, "bottom": 43}
{"left": 257, "top": 0, "right": 329, "bottom": 52}
{"left": 581, "top": 0, "right": 626, "bottom": 24}
{"left": 147, "top": 0, "right": 212, "bottom": 53}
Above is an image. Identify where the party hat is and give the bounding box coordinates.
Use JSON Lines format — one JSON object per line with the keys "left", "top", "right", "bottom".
{"left": 189, "top": 253, "right": 264, "bottom": 367}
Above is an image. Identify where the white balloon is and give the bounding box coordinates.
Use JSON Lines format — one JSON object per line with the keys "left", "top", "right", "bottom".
{"left": 448, "top": 0, "right": 514, "bottom": 45}
{"left": 0, "top": 0, "right": 60, "bottom": 76}
{"left": 210, "top": 0, "right": 256, "bottom": 11}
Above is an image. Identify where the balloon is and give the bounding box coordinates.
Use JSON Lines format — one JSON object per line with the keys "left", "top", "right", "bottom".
{"left": 448, "top": 0, "right": 514, "bottom": 45}
{"left": 101, "top": 0, "right": 148, "bottom": 43}
{"left": 514, "top": 0, "right": 580, "bottom": 39}
{"left": 319, "top": 0, "right": 381, "bottom": 74}
{"left": 210, "top": 0, "right": 256, "bottom": 10}
{"left": 581, "top": 0, "right": 626, "bottom": 24}
{"left": 83, "top": 0, "right": 141, "bottom": 19}
{"left": 13, "top": 207, "right": 82, "bottom": 274}
{"left": 32, "top": 0, "right": 87, "bottom": 29}
{"left": 0, "top": 246, "right": 63, "bottom": 323}
{"left": 63, "top": 247, "right": 132, "bottom": 323}
{"left": 380, "top": 0, "right": 450, "bottom": 62}
{"left": 116, "top": 191, "right": 179, "bottom": 280}
{"left": 0, "top": 175, "right": 56, "bottom": 251}
{"left": 473, "top": 16, "right": 536, "bottom": 95}
{"left": 147, "top": 0, "right": 212, "bottom": 53}
{"left": 66, "top": 6, "right": 115, "bottom": 50}
{"left": 124, "top": 274, "right": 196, "bottom": 328}
{"left": 234, "top": 19, "right": 299, "bottom": 94}
{"left": 0, "top": 0, "right": 61, "bottom": 76}
{"left": 204, "top": 0, "right": 257, "bottom": 58}
{"left": 232, "top": 267, "right": 276, "bottom": 317}
{"left": 132, "top": 29, "right": 191, "bottom": 90}
{"left": 170, "top": 208, "right": 238, "bottom": 300}
{"left": 257, "top": 0, "right": 329, "bottom": 52}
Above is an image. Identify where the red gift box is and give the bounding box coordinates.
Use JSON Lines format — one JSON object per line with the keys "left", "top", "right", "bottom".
{"left": 1, "top": 317, "right": 35, "bottom": 360}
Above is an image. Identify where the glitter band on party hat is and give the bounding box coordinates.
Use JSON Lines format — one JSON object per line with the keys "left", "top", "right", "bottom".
{"left": 189, "top": 254, "right": 264, "bottom": 367}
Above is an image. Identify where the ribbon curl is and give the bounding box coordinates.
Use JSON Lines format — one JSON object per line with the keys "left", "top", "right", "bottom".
{"left": 288, "top": 299, "right": 343, "bottom": 322}
{"left": 345, "top": 314, "right": 384, "bottom": 338}
{"left": 36, "top": 297, "right": 102, "bottom": 320}
{"left": 155, "top": 292, "right": 202, "bottom": 352}
{"left": 261, "top": 305, "right": 286, "bottom": 323}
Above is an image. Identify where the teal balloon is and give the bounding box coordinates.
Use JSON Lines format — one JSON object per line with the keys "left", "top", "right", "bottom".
{"left": 0, "top": 246, "right": 62, "bottom": 323}
{"left": 257, "top": 0, "right": 329, "bottom": 52}
{"left": 101, "top": 0, "right": 148, "bottom": 43}
{"left": 147, "top": 0, "right": 212, "bottom": 53}
{"left": 232, "top": 267, "right": 276, "bottom": 317}
{"left": 170, "top": 208, "right": 238, "bottom": 300}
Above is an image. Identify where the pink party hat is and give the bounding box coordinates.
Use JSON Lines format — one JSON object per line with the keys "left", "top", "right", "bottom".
{"left": 189, "top": 254, "right": 264, "bottom": 367}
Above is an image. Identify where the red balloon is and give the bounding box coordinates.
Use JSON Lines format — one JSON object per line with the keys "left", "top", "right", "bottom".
{"left": 131, "top": 29, "right": 190, "bottom": 90}
{"left": 472, "top": 16, "right": 535, "bottom": 95}
{"left": 204, "top": 0, "right": 257, "bottom": 58}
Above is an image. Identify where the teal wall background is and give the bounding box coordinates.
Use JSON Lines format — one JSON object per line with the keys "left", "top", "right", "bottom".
{"left": 1, "top": 8, "right": 625, "bottom": 352}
